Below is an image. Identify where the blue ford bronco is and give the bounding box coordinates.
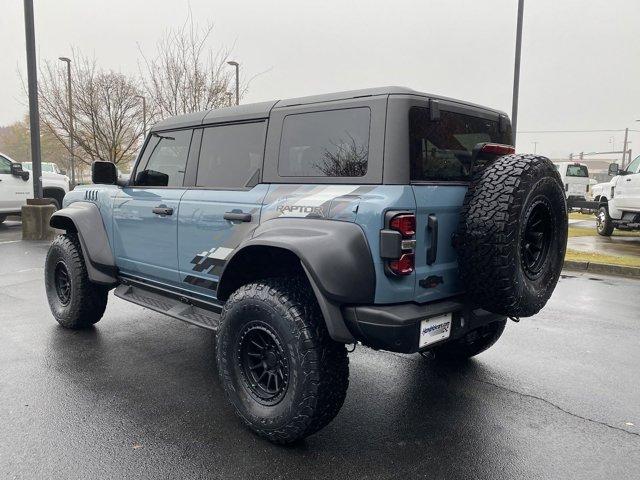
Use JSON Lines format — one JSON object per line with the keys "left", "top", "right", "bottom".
{"left": 45, "top": 87, "right": 568, "bottom": 444}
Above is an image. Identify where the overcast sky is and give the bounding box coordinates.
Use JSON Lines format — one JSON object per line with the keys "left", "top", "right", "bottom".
{"left": 1, "top": 0, "right": 639, "bottom": 160}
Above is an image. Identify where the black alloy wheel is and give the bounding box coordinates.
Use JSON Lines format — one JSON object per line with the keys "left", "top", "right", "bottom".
{"left": 54, "top": 261, "right": 72, "bottom": 305}
{"left": 237, "top": 322, "right": 289, "bottom": 406}
{"left": 520, "top": 198, "right": 554, "bottom": 279}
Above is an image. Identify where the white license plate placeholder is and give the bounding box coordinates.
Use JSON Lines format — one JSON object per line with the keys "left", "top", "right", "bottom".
{"left": 419, "top": 313, "right": 453, "bottom": 349}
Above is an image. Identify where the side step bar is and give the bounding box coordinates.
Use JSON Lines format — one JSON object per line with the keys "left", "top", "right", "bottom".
{"left": 114, "top": 283, "right": 221, "bottom": 331}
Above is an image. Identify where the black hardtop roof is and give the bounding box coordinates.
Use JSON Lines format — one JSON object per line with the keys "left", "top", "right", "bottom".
{"left": 150, "top": 86, "right": 508, "bottom": 132}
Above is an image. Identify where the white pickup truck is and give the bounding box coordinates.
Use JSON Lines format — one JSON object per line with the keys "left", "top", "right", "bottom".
{"left": 591, "top": 155, "right": 640, "bottom": 236}
{"left": 22, "top": 161, "right": 70, "bottom": 208}
{"left": 0, "top": 153, "right": 32, "bottom": 224}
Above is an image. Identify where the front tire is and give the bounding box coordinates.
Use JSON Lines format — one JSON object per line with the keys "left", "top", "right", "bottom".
{"left": 45, "top": 234, "right": 108, "bottom": 328}
{"left": 216, "top": 278, "right": 349, "bottom": 444}
{"left": 596, "top": 206, "right": 614, "bottom": 236}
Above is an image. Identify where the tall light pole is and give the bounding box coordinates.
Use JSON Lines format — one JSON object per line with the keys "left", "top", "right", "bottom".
{"left": 58, "top": 57, "right": 75, "bottom": 188}
{"left": 226, "top": 91, "right": 234, "bottom": 107}
{"left": 23, "top": 0, "right": 42, "bottom": 199}
{"left": 135, "top": 94, "right": 147, "bottom": 137}
{"left": 531, "top": 141, "right": 538, "bottom": 154}
{"left": 511, "top": 0, "right": 525, "bottom": 147}
{"left": 227, "top": 61, "right": 239, "bottom": 105}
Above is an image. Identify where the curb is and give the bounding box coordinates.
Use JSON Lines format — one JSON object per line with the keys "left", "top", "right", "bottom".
{"left": 563, "top": 260, "right": 640, "bottom": 278}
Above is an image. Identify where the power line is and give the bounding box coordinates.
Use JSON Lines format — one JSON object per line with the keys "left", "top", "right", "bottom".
{"left": 518, "top": 129, "right": 634, "bottom": 134}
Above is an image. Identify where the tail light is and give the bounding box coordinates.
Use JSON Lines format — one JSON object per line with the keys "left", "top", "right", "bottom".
{"left": 389, "top": 253, "right": 415, "bottom": 276}
{"left": 479, "top": 143, "right": 516, "bottom": 156}
{"left": 381, "top": 212, "right": 416, "bottom": 276}
{"left": 389, "top": 214, "right": 416, "bottom": 238}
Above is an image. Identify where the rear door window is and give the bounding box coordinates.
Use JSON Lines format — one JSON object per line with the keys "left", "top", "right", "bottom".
{"left": 409, "top": 107, "right": 511, "bottom": 181}
{"left": 566, "top": 165, "right": 588, "bottom": 177}
{"left": 278, "top": 108, "right": 370, "bottom": 177}
{"left": 196, "top": 122, "right": 266, "bottom": 189}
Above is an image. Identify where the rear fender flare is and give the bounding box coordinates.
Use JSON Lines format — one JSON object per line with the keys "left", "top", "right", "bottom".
{"left": 218, "top": 218, "right": 376, "bottom": 343}
{"left": 49, "top": 202, "right": 117, "bottom": 285}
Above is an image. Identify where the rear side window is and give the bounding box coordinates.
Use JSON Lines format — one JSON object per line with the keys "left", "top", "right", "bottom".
{"left": 196, "top": 122, "right": 265, "bottom": 189}
{"left": 279, "top": 108, "right": 370, "bottom": 177}
{"left": 137, "top": 129, "right": 193, "bottom": 187}
{"left": 409, "top": 107, "right": 511, "bottom": 182}
{"left": 566, "top": 165, "right": 588, "bottom": 177}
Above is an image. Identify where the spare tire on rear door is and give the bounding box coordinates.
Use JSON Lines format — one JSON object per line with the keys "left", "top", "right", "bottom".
{"left": 456, "top": 154, "right": 568, "bottom": 318}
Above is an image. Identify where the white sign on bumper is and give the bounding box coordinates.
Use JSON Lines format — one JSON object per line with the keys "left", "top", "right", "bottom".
{"left": 419, "top": 313, "right": 452, "bottom": 349}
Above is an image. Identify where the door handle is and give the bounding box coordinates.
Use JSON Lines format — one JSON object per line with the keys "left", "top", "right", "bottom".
{"left": 224, "top": 211, "right": 252, "bottom": 222}
{"left": 626, "top": 178, "right": 632, "bottom": 181}
{"left": 152, "top": 206, "right": 174, "bottom": 216}
{"left": 426, "top": 214, "right": 438, "bottom": 265}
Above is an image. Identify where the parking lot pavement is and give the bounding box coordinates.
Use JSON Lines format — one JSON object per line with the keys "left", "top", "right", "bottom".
{"left": 0, "top": 218, "right": 24, "bottom": 243}
{"left": 1, "top": 237, "right": 639, "bottom": 480}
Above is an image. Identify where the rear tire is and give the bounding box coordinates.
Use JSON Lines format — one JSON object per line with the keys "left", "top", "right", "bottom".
{"left": 456, "top": 154, "right": 568, "bottom": 318}
{"left": 45, "top": 234, "right": 108, "bottom": 328}
{"left": 431, "top": 320, "right": 507, "bottom": 361}
{"left": 596, "top": 206, "right": 614, "bottom": 236}
{"left": 216, "top": 278, "right": 349, "bottom": 444}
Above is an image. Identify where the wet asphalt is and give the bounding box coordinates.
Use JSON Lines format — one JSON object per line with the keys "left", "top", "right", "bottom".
{"left": 1, "top": 225, "right": 639, "bottom": 479}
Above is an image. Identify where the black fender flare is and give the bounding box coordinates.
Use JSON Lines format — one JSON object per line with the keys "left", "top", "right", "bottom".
{"left": 49, "top": 202, "right": 117, "bottom": 285}
{"left": 218, "top": 218, "right": 376, "bottom": 343}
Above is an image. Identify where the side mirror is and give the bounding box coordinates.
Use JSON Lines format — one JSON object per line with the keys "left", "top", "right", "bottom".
{"left": 59, "top": 170, "right": 67, "bottom": 176}
{"left": 135, "top": 169, "right": 169, "bottom": 187}
{"left": 92, "top": 161, "right": 118, "bottom": 185}
{"left": 21, "top": 171, "right": 30, "bottom": 181}
{"left": 10, "top": 162, "right": 23, "bottom": 177}
{"left": 608, "top": 163, "right": 619, "bottom": 176}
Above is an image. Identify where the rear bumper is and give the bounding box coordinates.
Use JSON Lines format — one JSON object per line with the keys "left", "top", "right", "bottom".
{"left": 567, "top": 197, "right": 599, "bottom": 210}
{"left": 342, "top": 298, "right": 505, "bottom": 354}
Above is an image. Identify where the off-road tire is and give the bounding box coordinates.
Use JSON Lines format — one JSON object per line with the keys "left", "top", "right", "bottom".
{"left": 45, "top": 234, "right": 108, "bottom": 328}
{"left": 596, "top": 206, "right": 614, "bottom": 236}
{"left": 432, "top": 320, "right": 507, "bottom": 361}
{"left": 216, "top": 278, "right": 349, "bottom": 444}
{"left": 456, "top": 154, "right": 568, "bottom": 317}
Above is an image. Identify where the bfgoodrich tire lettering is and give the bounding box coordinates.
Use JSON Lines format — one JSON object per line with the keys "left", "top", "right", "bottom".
{"left": 45, "top": 234, "right": 108, "bottom": 328}
{"left": 456, "top": 154, "right": 568, "bottom": 317}
{"left": 216, "top": 278, "right": 349, "bottom": 444}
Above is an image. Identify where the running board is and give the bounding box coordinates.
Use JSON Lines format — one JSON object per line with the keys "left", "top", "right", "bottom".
{"left": 114, "top": 284, "right": 221, "bottom": 331}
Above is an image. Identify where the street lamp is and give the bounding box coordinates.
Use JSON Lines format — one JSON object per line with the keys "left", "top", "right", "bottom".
{"left": 135, "top": 94, "right": 147, "bottom": 137}
{"left": 23, "top": 0, "right": 43, "bottom": 199}
{"left": 511, "top": 0, "right": 525, "bottom": 147}
{"left": 227, "top": 61, "right": 239, "bottom": 106}
{"left": 58, "top": 56, "right": 75, "bottom": 188}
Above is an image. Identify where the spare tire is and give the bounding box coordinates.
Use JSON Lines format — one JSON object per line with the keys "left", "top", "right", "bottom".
{"left": 456, "top": 154, "right": 567, "bottom": 317}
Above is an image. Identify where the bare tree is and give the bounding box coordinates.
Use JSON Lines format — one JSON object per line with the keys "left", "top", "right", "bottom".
{"left": 314, "top": 133, "right": 369, "bottom": 177}
{"left": 36, "top": 53, "right": 144, "bottom": 166}
{"left": 139, "top": 15, "right": 237, "bottom": 121}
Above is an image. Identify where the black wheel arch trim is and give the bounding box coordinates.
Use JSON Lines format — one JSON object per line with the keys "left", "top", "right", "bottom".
{"left": 49, "top": 202, "right": 118, "bottom": 286}
{"left": 217, "top": 218, "right": 377, "bottom": 343}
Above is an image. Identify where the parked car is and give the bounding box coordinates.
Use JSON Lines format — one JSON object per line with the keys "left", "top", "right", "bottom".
{"left": 22, "top": 161, "right": 70, "bottom": 208}
{"left": 44, "top": 87, "right": 568, "bottom": 444}
{"left": 0, "top": 153, "right": 31, "bottom": 224}
{"left": 592, "top": 155, "right": 640, "bottom": 235}
{"left": 553, "top": 161, "right": 591, "bottom": 209}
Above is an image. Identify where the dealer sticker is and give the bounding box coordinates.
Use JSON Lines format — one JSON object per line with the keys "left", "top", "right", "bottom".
{"left": 419, "top": 313, "right": 452, "bottom": 348}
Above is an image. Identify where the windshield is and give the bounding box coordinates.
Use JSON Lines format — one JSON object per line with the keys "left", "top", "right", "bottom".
{"left": 566, "top": 164, "right": 588, "bottom": 177}
{"left": 22, "top": 162, "right": 56, "bottom": 173}
{"left": 409, "top": 107, "right": 512, "bottom": 181}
